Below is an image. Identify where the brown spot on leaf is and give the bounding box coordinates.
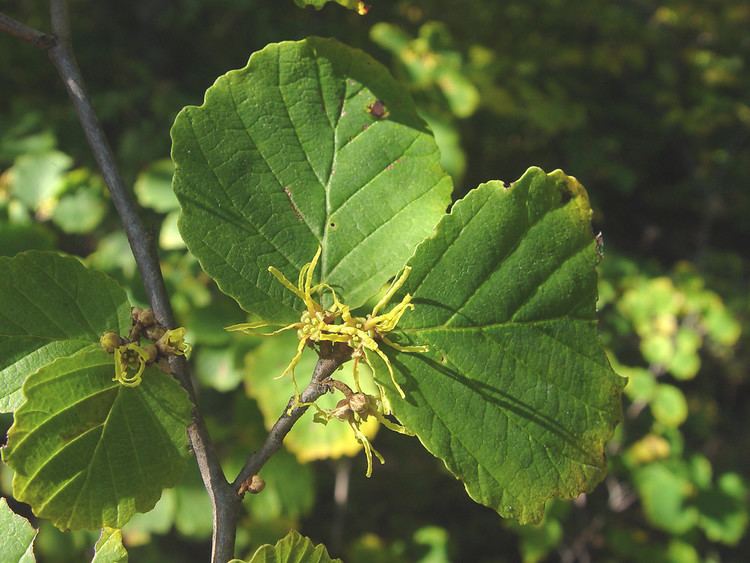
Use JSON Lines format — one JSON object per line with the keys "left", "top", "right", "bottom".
{"left": 283, "top": 187, "right": 303, "bottom": 222}
{"left": 367, "top": 100, "right": 389, "bottom": 119}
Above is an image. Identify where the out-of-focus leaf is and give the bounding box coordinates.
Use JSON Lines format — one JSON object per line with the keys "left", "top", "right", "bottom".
{"left": 293, "top": 0, "right": 367, "bottom": 14}
{"left": 159, "top": 211, "right": 185, "bottom": 250}
{"left": 231, "top": 530, "right": 341, "bottom": 563}
{"left": 0, "top": 223, "right": 55, "bottom": 256}
{"left": 88, "top": 232, "right": 137, "bottom": 278}
{"left": 195, "top": 345, "right": 244, "bottom": 392}
{"left": 174, "top": 466, "right": 213, "bottom": 540}
{"left": 412, "top": 526, "right": 450, "bottom": 563}
{"left": 0, "top": 497, "right": 37, "bottom": 563}
{"left": 52, "top": 188, "right": 107, "bottom": 234}
{"left": 633, "top": 462, "right": 698, "bottom": 534}
{"left": 421, "top": 112, "right": 465, "bottom": 181}
{"left": 134, "top": 159, "right": 178, "bottom": 213}
{"left": 651, "top": 384, "right": 688, "bottom": 428}
{"left": 619, "top": 364, "right": 656, "bottom": 403}
{"left": 122, "top": 489, "right": 177, "bottom": 544}
{"left": 10, "top": 151, "right": 71, "bottom": 212}
{"left": 696, "top": 473, "right": 748, "bottom": 545}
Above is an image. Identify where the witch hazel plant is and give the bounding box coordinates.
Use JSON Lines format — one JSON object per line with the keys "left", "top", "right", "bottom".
{"left": 171, "top": 36, "right": 624, "bottom": 523}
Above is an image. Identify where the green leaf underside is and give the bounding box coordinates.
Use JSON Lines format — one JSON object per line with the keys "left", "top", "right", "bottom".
{"left": 245, "top": 333, "right": 378, "bottom": 462}
{"left": 92, "top": 527, "right": 128, "bottom": 563}
{"left": 172, "top": 37, "right": 451, "bottom": 323}
{"left": 232, "top": 530, "right": 341, "bottom": 563}
{"left": 0, "top": 497, "right": 37, "bottom": 563}
{"left": 4, "top": 346, "right": 192, "bottom": 531}
{"left": 0, "top": 252, "right": 131, "bottom": 412}
{"left": 382, "top": 167, "right": 624, "bottom": 524}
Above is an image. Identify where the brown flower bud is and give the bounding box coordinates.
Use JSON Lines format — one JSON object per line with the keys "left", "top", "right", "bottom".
{"left": 239, "top": 474, "right": 265, "bottom": 495}
{"left": 145, "top": 325, "right": 167, "bottom": 341}
{"left": 143, "top": 344, "right": 158, "bottom": 363}
{"left": 138, "top": 308, "right": 156, "bottom": 327}
{"left": 99, "top": 331, "right": 122, "bottom": 353}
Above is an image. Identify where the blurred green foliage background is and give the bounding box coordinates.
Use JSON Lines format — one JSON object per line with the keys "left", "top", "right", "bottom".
{"left": 1, "top": 0, "right": 748, "bottom": 561}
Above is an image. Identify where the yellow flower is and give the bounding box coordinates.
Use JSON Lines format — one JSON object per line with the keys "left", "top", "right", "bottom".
{"left": 157, "top": 327, "right": 192, "bottom": 358}
{"left": 113, "top": 343, "right": 150, "bottom": 387}
{"left": 324, "top": 266, "right": 428, "bottom": 401}
{"left": 228, "top": 246, "right": 427, "bottom": 405}
{"left": 226, "top": 246, "right": 339, "bottom": 395}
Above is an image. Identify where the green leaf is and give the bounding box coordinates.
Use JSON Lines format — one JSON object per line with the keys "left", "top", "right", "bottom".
{"left": 245, "top": 332, "right": 378, "bottom": 462}
{"left": 121, "top": 489, "right": 176, "bottom": 541}
{"left": 651, "top": 384, "right": 688, "bottom": 428}
{"left": 172, "top": 37, "right": 451, "bottom": 323}
{"left": 10, "top": 151, "right": 72, "bottom": 211}
{"left": 0, "top": 223, "right": 55, "bottom": 257}
{"left": 382, "top": 167, "right": 623, "bottom": 523}
{"left": 87, "top": 233, "right": 137, "bottom": 278}
{"left": 173, "top": 465, "right": 213, "bottom": 540}
{"left": 195, "top": 345, "right": 244, "bottom": 392}
{"left": 232, "top": 529, "right": 341, "bottom": 563}
{"left": 134, "top": 159, "right": 179, "bottom": 213}
{"left": 696, "top": 472, "right": 748, "bottom": 545}
{"left": 52, "top": 188, "right": 107, "bottom": 234}
{"left": 0, "top": 252, "right": 131, "bottom": 413}
{"left": 0, "top": 497, "right": 37, "bottom": 563}
{"left": 159, "top": 211, "right": 185, "bottom": 250}
{"left": 3, "top": 346, "right": 192, "bottom": 530}
{"left": 633, "top": 462, "right": 698, "bottom": 534}
{"left": 92, "top": 528, "right": 128, "bottom": 563}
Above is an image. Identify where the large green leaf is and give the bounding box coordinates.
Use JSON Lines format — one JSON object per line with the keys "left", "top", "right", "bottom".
{"left": 0, "top": 252, "right": 131, "bottom": 413}
{"left": 172, "top": 38, "right": 451, "bottom": 323}
{"left": 3, "top": 346, "right": 192, "bottom": 531}
{"left": 0, "top": 497, "right": 37, "bottom": 563}
{"left": 232, "top": 530, "right": 341, "bottom": 563}
{"left": 381, "top": 167, "right": 623, "bottom": 523}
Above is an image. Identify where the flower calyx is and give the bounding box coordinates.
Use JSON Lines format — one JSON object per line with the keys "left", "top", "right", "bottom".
{"left": 100, "top": 308, "right": 192, "bottom": 387}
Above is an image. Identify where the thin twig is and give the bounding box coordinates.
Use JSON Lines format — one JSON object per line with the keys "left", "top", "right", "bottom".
{"left": 0, "top": 12, "right": 55, "bottom": 48}
{"left": 1, "top": 5, "right": 350, "bottom": 561}
{"left": 232, "top": 342, "right": 351, "bottom": 491}
{"left": 0, "top": 3, "right": 239, "bottom": 561}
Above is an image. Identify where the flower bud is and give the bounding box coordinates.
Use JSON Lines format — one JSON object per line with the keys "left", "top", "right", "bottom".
{"left": 99, "top": 331, "right": 122, "bottom": 353}
{"left": 135, "top": 308, "right": 156, "bottom": 327}
{"left": 239, "top": 474, "right": 265, "bottom": 495}
{"left": 143, "top": 343, "right": 158, "bottom": 363}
